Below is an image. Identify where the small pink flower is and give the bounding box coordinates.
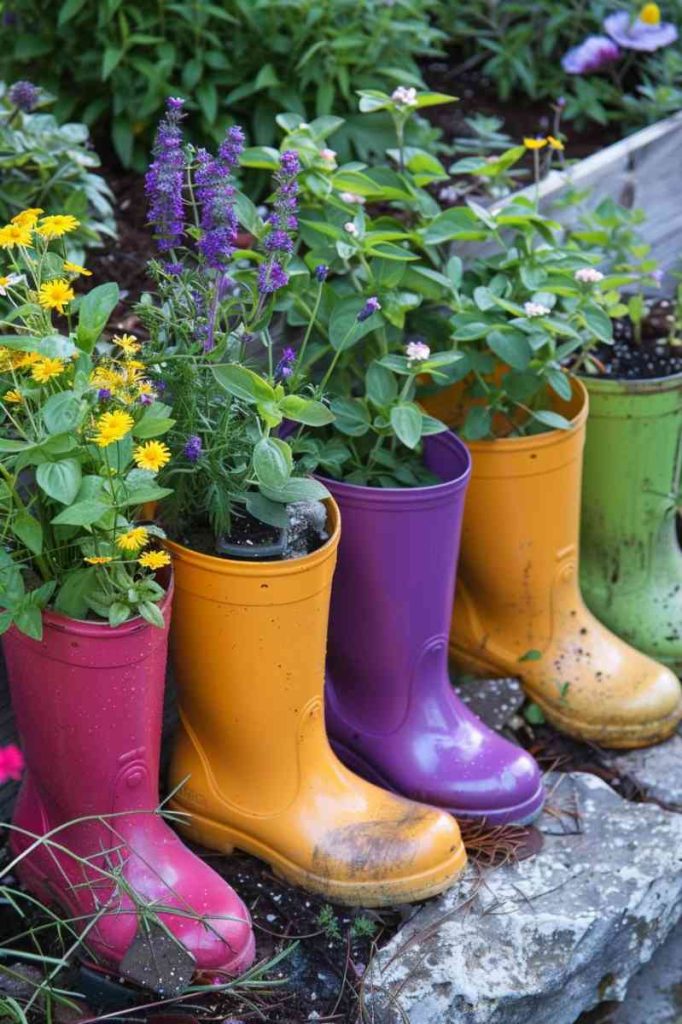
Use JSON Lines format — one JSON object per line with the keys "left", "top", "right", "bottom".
{"left": 524, "top": 301, "right": 551, "bottom": 318}
{"left": 339, "top": 191, "right": 365, "bottom": 205}
{"left": 575, "top": 267, "right": 604, "bottom": 283}
{"left": 344, "top": 222, "right": 359, "bottom": 236}
{"left": 406, "top": 340, "right": 431, "bottom": 363}
{"left": 0, "top": 745, "right": 24, "bottom": 784}
{"left": 320, "top": 148, "right": 337, "bottom": 164}
{"left": 391, "top": 86, "right": 418, "bottom": 107}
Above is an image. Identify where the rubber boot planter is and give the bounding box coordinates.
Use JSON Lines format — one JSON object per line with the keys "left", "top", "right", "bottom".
{"left": 448, "top": 380, "right": 682, "bottom": 749}
{"left": 3, "top": 578, "right": 255, "bottom": 975}
{"left": 581, "top": 372, "right": 682, "bottom": 675}
{"left": 167, "top": 501, "right": 466, "bottom": 907}
{"left": 323, "top": 431, "right": 545, "bottom": 826}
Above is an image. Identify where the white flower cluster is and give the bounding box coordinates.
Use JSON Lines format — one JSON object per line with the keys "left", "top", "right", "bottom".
{"left": 391, "top": 86, "right": 418, "bottom": 107}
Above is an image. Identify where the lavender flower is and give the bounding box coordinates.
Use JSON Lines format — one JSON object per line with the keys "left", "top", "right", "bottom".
{"left": 357, "top": 296, "right": 381, "bottom": 322}
{"left": 145, "top": 97, "right": 187, "bottom": 252}
{"left": 97, "top": 388, "right": 112, "bottom": 402}
{"left": 603, "top": 5, "right": 677, "bottom": 51}
{"left": 274, "top": 347, "right": 296, "bottom": 381}
{"left": 183, "top": 435, "right": 203, "bottom": 462}
{"left": 163, "top": 261, "right": 184, "bottom": 276}
{"left": 561, "top": 35, "right": 620, "bottom": 74}
{"left": 258, "top": 150, "right": 299, "bottom": 296}
{"left": 8, "top": 80, "right": 39, "bottom": 112}
{"left": 139, "top": 393, "right": 154, "bottom": 406}
{"left": 314, "top": 264, "right": 329, "bottom": 282}
{"left": 195, "top": 125, "right": 245, "bottom": 271}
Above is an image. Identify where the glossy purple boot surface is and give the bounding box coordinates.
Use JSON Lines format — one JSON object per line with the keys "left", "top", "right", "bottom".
{"left": 323, "top": 431, "right": 545, "bottom": 826}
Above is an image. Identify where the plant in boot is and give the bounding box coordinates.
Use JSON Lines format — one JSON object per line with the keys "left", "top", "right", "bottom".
{"left": 0, "top": 217, "right": 176, "bottom": 637}
{"left": 137, "top": 98, "right": 334, "bottom": 558}
{"left": 0, "top": 82, "right": 116, "bottom": 262}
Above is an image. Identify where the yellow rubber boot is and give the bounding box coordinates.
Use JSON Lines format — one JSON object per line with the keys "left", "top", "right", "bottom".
{"left": 449, "top": 381, "right": 682, "bottom": 749}
{"left": 167, "top": 502, "right": 466, "bottom": 907}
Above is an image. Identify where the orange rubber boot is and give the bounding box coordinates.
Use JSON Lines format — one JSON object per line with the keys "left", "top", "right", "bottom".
{"left": 449, "top": 381, "right": 682, "bottom": 749}
{"left": 167, "top": 502, "right": 466, "bottom": 906}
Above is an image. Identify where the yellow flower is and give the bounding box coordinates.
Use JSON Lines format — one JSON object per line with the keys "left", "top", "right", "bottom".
{"left": 123, "top": 360, "right": 145, "bottom": 385}
{"left": 137, "top": 381, "right": 155, "bottom": 398}
{"left": 114, "top": 333, "right": 141, "bottom": 356}
{"left": 640, "top": 2, "right": 660, "bottom": 24}
{"left": 138, "top": 550, "right": 171, "bottom": 570}
{"left": 11, "top": 208, "right": 43, "bottom": 228}
{"left": 36, "top": 215, "right": 80, "bottom": 239}
{"left": 4, "top": 390, "right": 23, "bottom": 404}
{"left": 63, "top": 260, "right": 92, "bottom": 277}
{"left": 133, "top": 440, "right": 171, "bottom": 473}
{"left": 523, "top": 137, "right": 548, "bottom": 150}
{"left": 84, "top": 556, "right": 113, "bottom": 565}
{"left": 38, "top": 278, "right": 75, "bottom": 314}
{"left": 116, "top": 527, "right": 149, "bottom": 552}
{"left": 547, "top": 135, "right": 564, "bottom": 151}
{"left": 92, "top": 409, "right": 135, "bottom": 447}
{"left": 0, "top": 223, "right": 33, "bottom": 248}
{"left": 18, "top": 351, "right": 42, "bottom": 369}
{"left": 90, "top": 365, "right": 123, "bottom": 392}
{"left": 31, "top": 358, "right": 66, "bottom": 384}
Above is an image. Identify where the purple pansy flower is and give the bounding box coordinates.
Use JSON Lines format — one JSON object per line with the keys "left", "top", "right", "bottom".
{"left": 603, "top": 7, "right": 678, "bottom": 51}
{"left": 562, "top": 35, "right": 621, "bottom": 73}
{"left": 145, "top": 97, "right": 187, "bottom": 253}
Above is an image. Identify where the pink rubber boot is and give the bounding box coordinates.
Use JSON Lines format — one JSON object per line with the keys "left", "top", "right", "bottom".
{"left": 2, "top": 579, "right": 255, "bottom": 976}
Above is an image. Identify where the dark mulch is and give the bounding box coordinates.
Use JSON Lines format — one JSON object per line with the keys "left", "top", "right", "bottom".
{"left": 593, "top": 297, "right": 682, "bottom": 380}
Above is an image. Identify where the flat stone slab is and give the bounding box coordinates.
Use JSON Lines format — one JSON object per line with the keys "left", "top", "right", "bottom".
{"left": 599, "top": 729, "right": 682, "bottom": 813}
{"left": 366, "top": 772, "right": 682, "bottom": 1024}
{"left": 453, "top": 677, "right": 525, "bottom": 733}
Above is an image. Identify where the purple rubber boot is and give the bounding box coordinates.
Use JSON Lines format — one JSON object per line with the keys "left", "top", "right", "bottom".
{"left": 322, "top": 431, "right": 545, "bottom": 826}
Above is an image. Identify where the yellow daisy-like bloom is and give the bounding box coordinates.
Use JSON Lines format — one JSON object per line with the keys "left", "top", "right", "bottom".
{"left": 11, "top": 208, "right": 43, "bottom": 228}
{"left": 133, "top": 441, "right": 171, "bottom": 473}
{"left": 93, "top": 409, "right": 135, "bottom": 447}
{"left": 523, "top": 137, "right": 548, "bottom": 150}
{"left": 4, "top": 390, "right": 23, "bottom": 404}
{"left": 38, "top": 278, "right": 75, "bottom": 314}
{"left": 84, "top": 555, "right": 113, "bottom": 565}
{"left": 0, "top": 223, "right": 33, "bottom": 248}
{"left": 138, "top": 550, "right": 171, "bottom": 570}
{"left": 18, "top": 351, "right": 42, "bottom": 369}
{"left": 114, "top": 333, "right": 141, "bottom": 356}
{"left": 116, "top": 527, "right": 149, "bottom": 552}
{"left": 137, "top": 381, "right": 155, "bottom": 397}
{"left": 36, "top": 215, "right": 80, "bottom": 239}
{"left": 547, "top": 135, "right": 564, "bottom": 151}
{"left": 31, "top": 358, "right": 66, "bottom": 384}
{"left": 63, "top": 260, "right": 92, "bottom": 277}
{"left": 123, "top": 360, "right": 145, "bottom": 385}
{"left": 90, "top": 365, "right": 124, "bottom": 392}
{"left": 640, "top": 2, "right": 660, "bottom": 24}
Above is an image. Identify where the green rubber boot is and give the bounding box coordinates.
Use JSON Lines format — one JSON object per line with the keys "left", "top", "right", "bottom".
{"left": 581, "top": 372, "right": 682, "bottom": 675}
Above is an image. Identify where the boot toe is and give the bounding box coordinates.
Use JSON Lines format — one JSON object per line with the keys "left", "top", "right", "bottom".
{"left": 627, "top": 659, "right": 682, "bottom": 728}
{"left": 177, "top": 892, "right": 255, "bottom": 974}
{"left": 447, "top": 746, "right": 545, "bottom": 825}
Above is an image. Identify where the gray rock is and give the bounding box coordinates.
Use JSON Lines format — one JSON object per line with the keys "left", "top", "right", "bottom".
{"left": 283, "top": 501, "right": 329, "bottom": 560}
{"left": 452, "top": 676, "right": 525, "bottom": 733}
{"left": 366, "top": 772, "right": 682, "bottom": 1024}
{"left": 599, "top": 729, "right": 682, "bottom": 813}
{"left": 578, "top": 920, "right": 682, "bottom": 1023}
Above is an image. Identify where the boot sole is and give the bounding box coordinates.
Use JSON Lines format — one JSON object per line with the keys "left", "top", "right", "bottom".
{"left": 451, "top": 643, "right": 682, "bottom": 750}
{"left": 169, "top": 801, "right": 467, "bottom": 908}
{"left": 330, "top": 738, "right": 546, "bottom": 827}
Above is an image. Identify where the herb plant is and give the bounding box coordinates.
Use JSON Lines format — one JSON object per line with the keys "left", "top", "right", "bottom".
{"left": 0, "top": 81, "right": 116, "bottom": 260}
{"left": 0, "top": 212, "right": 175, "bottom": 638}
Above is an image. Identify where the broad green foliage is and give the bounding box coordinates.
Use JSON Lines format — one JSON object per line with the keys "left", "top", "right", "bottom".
{"left": 437, "top": 0, "right": 682, "bottom": 131}
{"left": 0, "top": 83, "right": 116, "bottom": 260}
{"left": 1, "top": 0, "right": 443, "bottom": 168}
{"left": 0, "top": 217, "right": 173, "bottom": 637}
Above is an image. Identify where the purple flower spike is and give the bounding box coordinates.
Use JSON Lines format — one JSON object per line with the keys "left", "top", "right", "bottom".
{"left": 314, "top": 264, "right": 329, "bottom": 282}
{"left": 195, "top": 125, "right": 245, "bottom": 272}
{"left": 97, "top": 388, "right": 112, "bottom": 402}
{"left": 258, "top": 150, "right": 300, "bottom": 297}
{"left": 145, "top": 98, "right": 187, "bottom": 252}
{"left": 258, "top": 261, "right": 289, "bottom": 294}
{"left": 562, "top": 35, "right": 621, "bottom": 74}
{"left": 183, "top": 435, "right": 203, "bottom": 462}
{"left": 603, "top": 9, "right": 678, "bottom": 51}
{"left": 357, "top": 296, "right": 381, "bottom": 323}
{"left": 274, "top": 347, "right": 296, "bottom": 382}
{"left": 8, "top": 80, "right": 39, "bottom": 112}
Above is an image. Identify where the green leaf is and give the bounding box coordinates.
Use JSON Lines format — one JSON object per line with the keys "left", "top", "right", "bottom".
{"left": 582, "top": 303, "right": 613, "bottom": 343}
{"left": 138, "top": 600, "right": 165, "bottom": 628}
{"left": 109, "top": 602, "right": 131, "bottom": 628}
{"left": 329, "top": 297, "right": 382, "bottom": 352}
{"left": 54, "top": 568, "right": 97, "bottom": 619}
{"left": 76, "top": 283, "right": 119, "bottom": 352}
{"left": 132, "top": 402, "right": 175, "bottom": 439}
{"left": 253, "top": 437, "right": 292, "bottom": 490}
{"left": 12, "top": 512, "right": 43, "bottom": 555}
{"left": 519, "top": 649, "right": 543, "bottom": 662}
{"left": 14, "top": 603, "right": 43, "bottom": 641}
{"left": 390, "top": 403, "right": 423, "bottom": 450}
{"left": 246, "top": 492, "right": 290, "bottom": 529}
{"left": 524, "top": 702, "right": 546, "bottom": 725}
{"left": 487, "top": 330, "right": 532, "bottom": 371}
{"left": 329, "top": 397, "right": 370, "bottom": 436}
{"left": 51, "top": 500, "right": 109, "bottom": 527}
{"left": 43, "top": 392, "right": 85, "bottom": 435}
{"left": 532, "top": 410, "right": 572, "bottom": 431}
{"left": 278, "top": 396, "right": 334, "bottom": 426}
{"left": 261, "top": 477, "right": 330, "bottom": 504}
{"left": 212, "top": 364, "right": 275, "bottom": 403}
{"left": 462, "top": 406, "right": 492, "bottom": 441}
{"left": 36, "top": 459, "right": 82, "bottom": 505}
{"left": 366, "top": 363, "right": 398, "bottom": 407}
{"left": 545, "top": 368, "right": 572, "bottom": 400}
